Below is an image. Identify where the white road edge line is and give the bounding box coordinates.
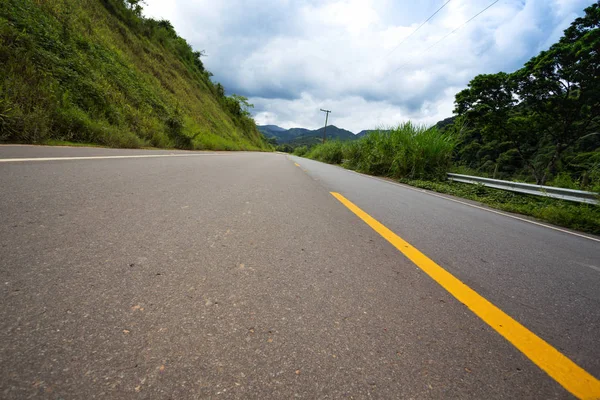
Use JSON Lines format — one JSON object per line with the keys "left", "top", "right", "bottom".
{"left": 0, "top": 154, "right": 224, "bottom": 163}
{"left": 354, "top": 170, "right": 600, "bottom": 244}
{"left": 291, "top": 156, "right": 600, "bottom": 244}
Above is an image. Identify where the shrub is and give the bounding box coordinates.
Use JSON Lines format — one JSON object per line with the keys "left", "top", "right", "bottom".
{"left": 293, "top": 145, "right": 308, "bottom": 156}
{"left": 276, "top": 144, "right": 293, "bottom": 153}
{"left": 305, "top": 141, "right": 344, "bottom": 164}
{"left": 307, "top": 122, "right": 456, "bottom": 180}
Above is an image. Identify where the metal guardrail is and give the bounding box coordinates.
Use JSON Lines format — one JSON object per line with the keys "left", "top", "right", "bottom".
{"left": 447, "top": 173, "right": 599, "bottom": 205}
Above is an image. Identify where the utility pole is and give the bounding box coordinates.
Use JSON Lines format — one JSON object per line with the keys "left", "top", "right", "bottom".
{"left": 319, "top": 109, "right": 331, "bottom": 144}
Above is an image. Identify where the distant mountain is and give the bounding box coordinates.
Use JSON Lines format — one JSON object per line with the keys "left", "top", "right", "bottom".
{"left": 258, "top": 125, "right": 357, "bottom": 146}
{"left": 356, "top": 130, "right": 378, "bottom": 137}
{"left": 258, "top": 125, "right": 288, "bottom": 139}
{"left": 313, "top": 126, "right": 356, "bottom": 141}
{"left": 259, "top": 119, "right": 456, "bottom": 148}
{"left": 260, "top": 124, "right": 287, "bottom": 132}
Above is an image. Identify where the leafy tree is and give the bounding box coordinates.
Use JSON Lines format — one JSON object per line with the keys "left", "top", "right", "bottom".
{"left": 454, "top": 73, "right": 533, "bottom": 177}
{"left": 454, "top": 2, "right": 599, "bottom": 184}
{"left": 193, "top": 50, "right": 206, "bottom": 72}
{"left": 275, "top": 144, "right": 293, "bottom": 153}
{"left": 157, "top": 19, "right": 176, "bottom": 36}
{"left": 215, "top": 83, "right": 225, "bottom": 98}
{"left": 125, "top": 0, "right": 145, "bottom": 17}
{"left": 230, "top": 94, "right": 254, "bottom": 117}
{"left": 512, "top": 2, "right": 599, "bottom": 183}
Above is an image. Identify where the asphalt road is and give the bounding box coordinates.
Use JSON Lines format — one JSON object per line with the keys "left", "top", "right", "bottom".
{"left": 1, "top": 145, "right": 599, "bottom": 399}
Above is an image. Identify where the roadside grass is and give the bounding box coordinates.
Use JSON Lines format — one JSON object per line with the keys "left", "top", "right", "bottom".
{"left": 42, "top": 140, "right": 106, "bottom": 148}
{"left": 403, "top": 179, "right": 600, "bottom": 235}
{"left": 450, "top": 165, "right": 600, "bottom": 193}
{"left": 306, "top": 122, "right": 456, "bottom": 180}
{"left": 302, "top": 124, "right": 600, "bottom": 235}
{"left": 305, "top": 141, "right": 345, "bottom": 164}
{"left": 292, "top": 145, "right": 308, "bottom": 157}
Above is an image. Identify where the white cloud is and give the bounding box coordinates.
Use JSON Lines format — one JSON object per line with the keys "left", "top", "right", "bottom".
{"left": 143, "top": 0, "right": 594, "bottom": 133}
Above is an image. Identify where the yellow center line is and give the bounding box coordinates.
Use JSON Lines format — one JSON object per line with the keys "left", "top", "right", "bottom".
{"left": 294, "top": 163, "right": 301, "bottom": 167}
{"left": 330, "top": 192, "right": 600, "bottom": 400}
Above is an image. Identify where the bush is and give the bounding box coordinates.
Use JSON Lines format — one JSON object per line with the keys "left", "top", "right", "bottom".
{"left": 305, "top": 141, "right": 344, "bottom": 164}
{"left": 550, "top": 172, "right": 581, "bottom": 190}
{"left": 275, "top": 144, "right": 293, "bottom": 153}
{"left": 293, "top": 145, "right": 308, "bottom": 156}
{"left": 306, "top": 122, "right": 456, "bottom": 180}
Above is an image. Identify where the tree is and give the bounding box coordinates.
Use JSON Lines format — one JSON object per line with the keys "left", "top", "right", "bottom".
{"left": 230, "top": 94, "right": 254, "bottom": 117}
{"left": 192, "top": 50, "right": 206, "bottom": 72}
{"left": 454, "top": 73, "right": 516, "bottom": 136}
{"left": 454, "top": 2, "right": 600, "bottom": 184}
{"left": 511, "top": 1, "right": 599, "bottom": 184}
{"left": 125, "top": 0, "right": 145, "bottom": 17}
{"left": 454, "top": 73, "right": 537, "bottom": 178}
{"left": 215, "top": 83, "right": 225, "bottom": 98}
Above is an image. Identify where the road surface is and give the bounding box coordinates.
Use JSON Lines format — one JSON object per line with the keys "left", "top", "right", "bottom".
{"left": 1, "top": 146, "right": 599, "bottom": 399}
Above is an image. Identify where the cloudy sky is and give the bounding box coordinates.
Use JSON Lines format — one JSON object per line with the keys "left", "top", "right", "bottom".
{"left": 143, "top": 0, "right": 593, "bottom": 133}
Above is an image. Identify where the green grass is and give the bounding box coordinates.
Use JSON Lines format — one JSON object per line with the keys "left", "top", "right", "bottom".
{"left": 0, "top": 0, "right": 270, "bottom": 151}
{"left": 292, "top": 145, "right": 308, "bottom": 157}
{"left": 42, "top": 139, "right": 106, "bottom": 148}
{"left": 305, "top": 141, "right": 344, "bottom": 163}
{"left": 450, "top": 165, "right": 600, "bottom": 193}
{"left": 306, "top": 122, "right": 456, "bottom": 180}
{"left": 402, "top": 179, "right": 600, "bottom": 235}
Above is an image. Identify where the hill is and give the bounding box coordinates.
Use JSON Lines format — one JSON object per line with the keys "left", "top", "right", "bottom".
{"left": 434, "top": 117, "right": 456, "bottom": 131}
{"left": 258, "top": 125, "right": 356, "bottom": 146}
{"left": 258, "top": 125, "right": 287, "bottom": 137}
{"left": 356, "top": 130, "right": 377, "bottom": 138}
{"left": 260, "top": 121, "right": 454, "bottom": 149}
{"left": 0, "top": 0, "right": 270, "bottom": 150}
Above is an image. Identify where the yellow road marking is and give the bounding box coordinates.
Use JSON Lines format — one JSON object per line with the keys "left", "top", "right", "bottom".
{"left": 294, "top": 163, "right": 301, "bottom": 167}
{"left": 330, "top": 192, "right": 600, "bottom": 400}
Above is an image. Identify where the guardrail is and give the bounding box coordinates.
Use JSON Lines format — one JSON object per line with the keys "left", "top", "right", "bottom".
{"left": 447, "top": 173, "right": 599, "bottom": 205}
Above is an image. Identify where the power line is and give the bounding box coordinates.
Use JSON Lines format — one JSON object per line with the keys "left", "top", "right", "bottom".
{"left": 424, "top": 0, "right": 500, "bottom": 53}
{"left": 392, "top": 0, "right": 501, "bottom": 72}
{"left": 386, "top": 0, "right": 453, "bottom": 57}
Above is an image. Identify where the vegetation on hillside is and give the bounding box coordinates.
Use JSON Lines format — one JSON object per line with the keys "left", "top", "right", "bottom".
{"left": 0, "top": 0, "right": 270, "bottom": 150}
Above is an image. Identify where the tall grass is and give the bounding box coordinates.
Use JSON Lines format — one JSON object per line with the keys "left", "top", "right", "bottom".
{"left": 292, "top": 145, "right": 308, "bottom": 157}
{"left": 306, "top": 122, "right": 456, "bottom": 180}
{"left": 304, "top": 141, "right": 344, "bottom": 164}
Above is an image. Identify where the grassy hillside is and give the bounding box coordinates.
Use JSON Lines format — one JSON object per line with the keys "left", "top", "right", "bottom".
{"left": 0, "top": 0, "right": 270, "bottom": 150}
